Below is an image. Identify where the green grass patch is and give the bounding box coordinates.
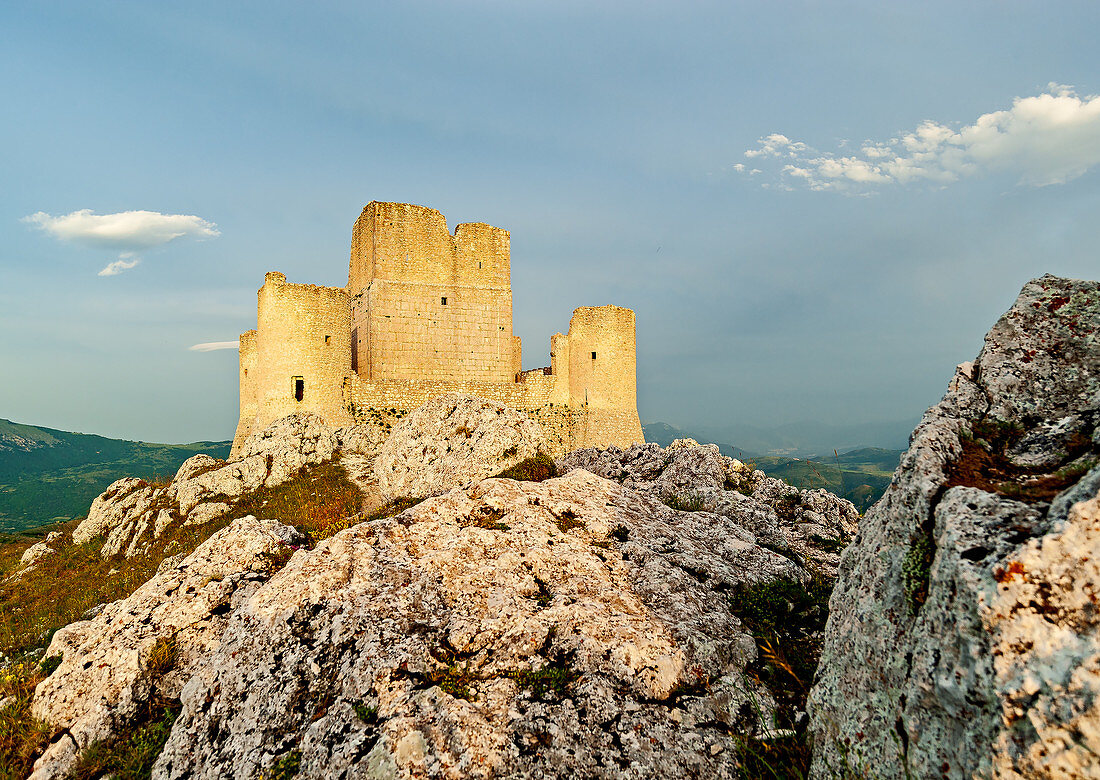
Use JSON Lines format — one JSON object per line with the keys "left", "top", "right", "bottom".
{"left": 505, "top": 663, "right": 579, "bottom": 699}
{"left": 70, "top": 702, "right": 179, "bottom": 780}
{"left": 902, "top": 528, "right": 935, "bottom": 616}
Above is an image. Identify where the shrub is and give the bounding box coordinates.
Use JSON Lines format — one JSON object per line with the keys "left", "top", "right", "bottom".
{"left": 664, "top": 493, "right": 707, "bottom": 512}
{"left": 493, "top": 453, "right": 557, "bottom": 482}
{"left": 553, "top": 509, "right": 585, "bottom": 533}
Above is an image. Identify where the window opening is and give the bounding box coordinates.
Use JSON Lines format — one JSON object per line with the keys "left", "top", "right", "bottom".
{"left": 324, "top": 335, "right": 330, "bottom": 344}
{"left": 591, "top": 352, "right": 597, "bottom": 359}
{"left": 441, "top": 297, "right": 448, "bottom": 305}
{"left": 292, "top": 377, "right": 304, "bottom": 402}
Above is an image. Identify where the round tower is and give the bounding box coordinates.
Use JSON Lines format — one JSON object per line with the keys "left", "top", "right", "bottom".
{"left": 253, "top": 272, "right": 353, "bottom": 430}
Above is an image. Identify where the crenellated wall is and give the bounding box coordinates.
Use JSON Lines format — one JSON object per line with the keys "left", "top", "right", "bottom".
{"left": 231, "top": 203, "right": 644, "bottom": 458}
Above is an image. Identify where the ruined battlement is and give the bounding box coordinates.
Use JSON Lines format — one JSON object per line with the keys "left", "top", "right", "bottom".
{"left": 349, "top": 202, "right": 510, "bottom": 292}
{"left": 231, "top": 202, "right": 644, "bottom": 456}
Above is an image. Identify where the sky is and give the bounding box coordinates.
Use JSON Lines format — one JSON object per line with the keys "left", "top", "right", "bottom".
{"left": 2, "top": 1, "right": 1098, "bottom": 445}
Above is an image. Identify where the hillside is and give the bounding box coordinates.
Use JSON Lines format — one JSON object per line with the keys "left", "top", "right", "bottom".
{"left": 750, "top": 452, "right": 899, "bottom": 512}
{"left": 0, "top": 419, "right": 230, "bottom": 533}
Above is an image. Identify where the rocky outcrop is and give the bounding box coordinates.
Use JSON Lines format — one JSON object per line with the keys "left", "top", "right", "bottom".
{"left": 145, "top": 468, "right": 812, "bottom": 779}
{"left": 375, "top": 394, "right": 548, "bottom": 501}
{"left": 29, "top": 517, "right": 305, "bottom": 780}
{"left": 18, "top": 531, "right": 63, "bottom": 570}
{"left": 558, "top": 437, "right": 860, "bottom": 576}
{"left": 71, "top": 414, "right": 384, "bottom": 559}
{"left": 808, "top": 275, "right": 1100, "bottom": 779}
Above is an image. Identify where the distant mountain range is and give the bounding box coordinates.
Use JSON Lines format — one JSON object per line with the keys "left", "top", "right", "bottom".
{"left": 642, "top": 421, "right": 906, "bottom": 511}
{"left": 642, "top": 418, "right": 915, "bottom": 459}
{"left": 0, "top": 418, "right": 230, "bottom": 533}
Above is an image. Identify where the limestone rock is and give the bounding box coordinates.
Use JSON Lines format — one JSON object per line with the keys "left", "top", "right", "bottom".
{"left": 236, "top": 412, "right": 339, "bottom": 485}
{"left": 153, "top": 470, "right": 805, "bottom": 779}
{"left": 29, "top": 517, "right": 305, "bottom": 780}
{"left": 375, "top": 394, "right": 548, "bottom": 501}
{"left": 808, "top": 275, "right": 1100, "bottom": 779}
{"left": 71, "top": 413, "right": 379, "bottom": 560}
{"left": 557, "top": 438, "right": 859, "bottom": 576}
{"left": 19, "top": 531, "right": 63, "bottom": 568}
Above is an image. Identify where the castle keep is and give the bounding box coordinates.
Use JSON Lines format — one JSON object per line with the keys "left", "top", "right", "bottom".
{"left": 231, "top": 202, "right": 645, "bottom": 457}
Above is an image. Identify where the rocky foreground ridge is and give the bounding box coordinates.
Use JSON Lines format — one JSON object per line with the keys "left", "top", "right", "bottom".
{"left": 2, "top": 274, "right": 1096, "bottom": 779}
{"left": 7, "top": 394, "right": 858, "bottom": 779}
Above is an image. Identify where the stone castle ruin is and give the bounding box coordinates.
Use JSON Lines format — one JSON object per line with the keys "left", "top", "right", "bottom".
{"left": 232, "top": 202, "right": 645, "bottom": 456}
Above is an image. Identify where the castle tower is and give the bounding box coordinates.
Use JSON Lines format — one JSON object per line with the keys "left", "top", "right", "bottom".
{"left": 347, "top": 202, "right": 515, "bottom": 384}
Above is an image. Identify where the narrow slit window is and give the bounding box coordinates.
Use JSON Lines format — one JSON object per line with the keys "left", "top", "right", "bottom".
{"left": 591, "top": 352, "right": 597, "bottom": 360}
{"left": 441, "top": 297, "right": 448, "bottom": 305}
{"left": 324, "top": 335, "right": 330, "bottom": 344}
{"left": 292, "top": 377, "right": 304, "bottom": 402}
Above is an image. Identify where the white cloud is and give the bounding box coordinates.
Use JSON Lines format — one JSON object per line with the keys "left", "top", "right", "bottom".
{"left": 98, "top": 256, "right": 141, "bottom": 276}
{"left": 23, "top": 209, "right": 220, "bottom": 250}
{"left": 188, "top": 341, "right": 239, "bottom": 352}
{"left": 738, "top": 84, "right": 1100, "bottom": 192}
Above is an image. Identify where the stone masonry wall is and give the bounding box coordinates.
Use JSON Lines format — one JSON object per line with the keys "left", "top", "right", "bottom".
{"left": 231, "top": 330, "right": 259, "bottom": 453}
{"left": 348, "top": 202, "right": 514, "bottom": 384}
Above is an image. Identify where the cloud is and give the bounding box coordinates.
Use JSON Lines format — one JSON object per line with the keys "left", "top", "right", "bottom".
{"left": 738, "top": 84, "right": 1100, "bottom": 192}
{"left": 188, "top": 341, "right": 239, "bottom": 352}
{"left": 23, "top": 209, "right": 220, "bottom": 250}
{"left": 98, "top": 255, "right": 141, "bottom": 276}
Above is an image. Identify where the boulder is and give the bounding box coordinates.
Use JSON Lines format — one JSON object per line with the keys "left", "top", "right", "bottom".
{"left": 558, "top": 438, "right": 859, "bottom": 576}
{"left": 374, "top": 394, "right": 548, "bottom": 501}
{"left": 18, "top": 531, "right": 63, "bottom": 568}
{"left": 153, "top": 469, "right": 806, "bottom": 779}
{"left": 808, "top": 275, "right": 1100, "bottom": 779}
{"left": 29, "top": 517, "right": 305, "bottom": 780}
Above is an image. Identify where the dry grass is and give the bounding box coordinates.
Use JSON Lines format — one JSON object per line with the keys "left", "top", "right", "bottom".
{"left": 0, "top": 659, "right": 52, "bottom": 780}
{"left": 232, "top": 460, "right": 364, "bottom": 542}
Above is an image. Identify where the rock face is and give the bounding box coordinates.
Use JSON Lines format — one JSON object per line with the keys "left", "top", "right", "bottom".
{"left": 375, "top": 394, "right": 549, "bottom": 501}
{"left": 808, "top": 276, "right": 1100, "bottom": 779}
{"left": 150, "top": 469, "right": 809, "bottom": 779}
{"left": 71, "top": 414, "right": 383, "bottom": 559}
{"left": 558, "top": 437, "right": 860, "bottom": 577}
{"left": 29, "top": 518, "right": 305, "bottom": 780}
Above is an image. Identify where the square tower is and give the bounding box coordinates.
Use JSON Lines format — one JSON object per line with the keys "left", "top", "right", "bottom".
{"left": 347, "top": 202, "right": 514, "bottom": 383}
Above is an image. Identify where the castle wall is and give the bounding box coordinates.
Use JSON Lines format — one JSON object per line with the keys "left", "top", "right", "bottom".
{"left": 231, "top": 330, "right": 259, "bottom": 453}
{"left": 561, "top": 306, "right": 643, "bottom": 448}
{"left": 362, "top": 279, "right": 515, "bottom": 383}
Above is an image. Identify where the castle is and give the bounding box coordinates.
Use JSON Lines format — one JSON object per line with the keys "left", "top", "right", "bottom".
{"left": 231, "top": 202, "right": 645, "bottom": 457}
